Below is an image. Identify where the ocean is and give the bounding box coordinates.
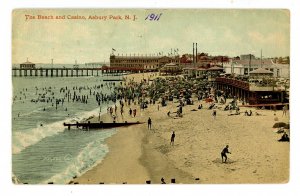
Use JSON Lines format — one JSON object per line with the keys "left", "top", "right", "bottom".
{"left": 12, "top": 69, "right": 121, "bottom": 184}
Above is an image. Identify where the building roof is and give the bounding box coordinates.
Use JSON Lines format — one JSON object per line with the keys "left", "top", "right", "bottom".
{"left": 249, "top": 68, "right": 273, "bottom": 74}
{"left": 196, "top": 67, "right": 207, "bottom": 71}
{"left": 160, "top": 63, "right": 180, "bottom": 71}
{"left": 164, "top": 63, "right": 177, "bottom": 66}
{"left": 182, "top": 67, "right": 195, "bottom": 70}
{"left": 208, "top": 66, "right": 223, "bottom": 71}
{"left": 20, "top": 61, "right": 35, "bottom": 65}
{"left": 111, "top": 55, "right": 178, "bottom": 60}
{"left": 233, "top": 59, "right": 274, "bottom": 66}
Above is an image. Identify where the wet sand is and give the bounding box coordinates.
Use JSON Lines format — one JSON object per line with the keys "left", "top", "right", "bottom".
{"left": 74, "top": 73, "right": 289, "bottom": 184}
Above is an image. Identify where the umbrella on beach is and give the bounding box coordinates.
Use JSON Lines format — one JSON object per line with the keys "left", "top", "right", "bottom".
{"left": 273, "top": 122, "right": 288, "bottom": 128}
{"left": 205, "top": 98, "right": 213, "bottom": 103}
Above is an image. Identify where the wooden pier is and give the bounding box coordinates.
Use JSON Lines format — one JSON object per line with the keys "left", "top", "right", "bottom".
{"left": 12, "top": 66, "right": 144, "bottom": 77}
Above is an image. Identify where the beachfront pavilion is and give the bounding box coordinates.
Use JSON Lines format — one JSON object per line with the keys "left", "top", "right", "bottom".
{"left": 215, "top": 74, "right": 288, "bottom": 106}
{"left": 249, "top": 67, "right": 274, "bottom": 78}
{"left": 183, "top": 65, "right": 223, "bottom": 80}
{"left": 206, "top": 66, "right": 224, "bottom": 81}
{"left": 159, "top": 63, "right": 182, "bottom": 76}
{"left": 183, "top": 67, "right": 208, "bottom": 79}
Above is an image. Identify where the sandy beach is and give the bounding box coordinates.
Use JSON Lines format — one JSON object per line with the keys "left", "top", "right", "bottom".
{"left": 74, "top": 72, "right": 289, "bottom": 184}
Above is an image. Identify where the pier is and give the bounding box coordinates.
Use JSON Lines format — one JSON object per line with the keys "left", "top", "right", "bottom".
{"left": 12, "top": 66, "right": 144, "bottom": 77}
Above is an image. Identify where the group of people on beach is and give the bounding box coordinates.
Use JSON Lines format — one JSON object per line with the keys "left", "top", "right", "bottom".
{"left": 121, "top": 76, "right": 237, "bottom": 163}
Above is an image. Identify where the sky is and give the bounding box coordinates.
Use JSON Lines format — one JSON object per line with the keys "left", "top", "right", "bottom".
{"left": 12, "top": 9, "right": 290, "bottom": 64}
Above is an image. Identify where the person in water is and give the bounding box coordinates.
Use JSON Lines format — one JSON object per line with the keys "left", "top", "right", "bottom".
{"left": 221, "top": 145, "right": 231, "bottom": 163}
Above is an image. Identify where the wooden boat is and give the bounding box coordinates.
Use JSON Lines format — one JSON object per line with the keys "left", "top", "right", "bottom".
{"left": 63, "top": 121, "right": 144, "bottom": 130}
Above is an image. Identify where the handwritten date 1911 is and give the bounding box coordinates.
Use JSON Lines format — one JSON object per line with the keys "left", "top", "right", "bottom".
{"left": 145, "top": 13, "right": 162, "bottom": 21}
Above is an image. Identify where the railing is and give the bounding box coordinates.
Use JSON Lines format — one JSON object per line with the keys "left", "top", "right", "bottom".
{"left": 216, "top": 77, "right": 286, "bottom": 92}
{"left": 215, "top": 77, "right": 249, "bottom": 90}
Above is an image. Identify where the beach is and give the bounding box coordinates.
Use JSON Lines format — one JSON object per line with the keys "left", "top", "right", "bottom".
{"left": 74, "top": 72, "right": 289, "bottom": 184}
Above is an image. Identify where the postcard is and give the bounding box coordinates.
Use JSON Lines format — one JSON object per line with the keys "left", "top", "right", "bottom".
{"left": 12, "top": 9, "right": 290, "bottom": 184}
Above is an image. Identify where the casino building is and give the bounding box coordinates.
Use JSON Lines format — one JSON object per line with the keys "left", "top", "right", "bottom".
{"left": 109, "top": 54, "right": 180, "bottom": 72}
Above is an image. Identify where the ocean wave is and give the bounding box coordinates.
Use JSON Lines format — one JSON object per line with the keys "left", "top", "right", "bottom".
{"left": 12, "top": 106, "right": 110, "bottom": 154}
{"left": 42, "top": 134, "right": 114, "bottom": 184}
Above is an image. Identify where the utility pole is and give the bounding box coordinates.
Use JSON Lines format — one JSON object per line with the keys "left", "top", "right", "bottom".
{"left": 248, "top": 54, "right": 251, "bottom": 76}
{"left": 195, "top": 43, "right": 198, "bottom": 64}
{"left": 193, "top": 43, "right": 195, "bottom": 65}
{"left": 260, "top": 49, "right": 263, "bottom": 68}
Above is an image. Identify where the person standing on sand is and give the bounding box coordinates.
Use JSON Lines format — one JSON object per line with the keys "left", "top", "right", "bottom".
{"left": 282, "top": 105, "right": 288, "bottom": 116}
{"left": 221, "top": 145, "right": 231, "bottom": 163}
{"left": 148, "top": 117, "right": 152, "bottom": 129}
{"left": 170, "top": 131, "right": 175, "bottom": 145}
{"left": 212, "top": 109, "right": 217, "bottom": 119}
